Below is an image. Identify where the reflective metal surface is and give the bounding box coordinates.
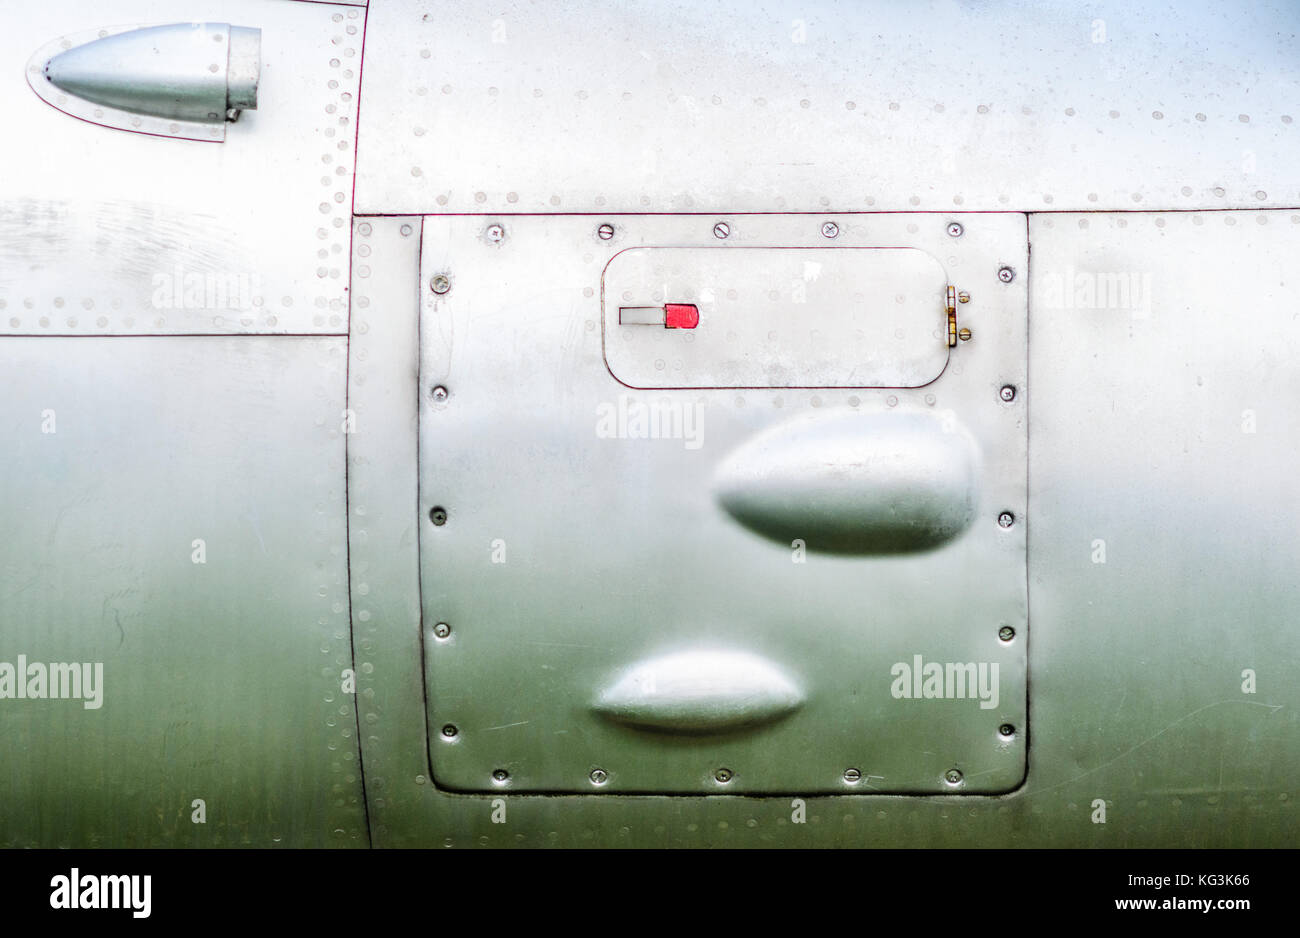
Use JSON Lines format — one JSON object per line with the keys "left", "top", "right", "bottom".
{"left": 0, "top": 337, "right": 364, "bottom": 847}
{"left": 416, "top": 212, "right": 1028, "bottom": 794}
{"left": 2, "top": 0, "right": 1296, "bottom": 849}
{"left": 356, "top": 0, "right": 1300, "bottom": 215}
{"left": 2, "top": 0, "right": 363, "bottom": 335}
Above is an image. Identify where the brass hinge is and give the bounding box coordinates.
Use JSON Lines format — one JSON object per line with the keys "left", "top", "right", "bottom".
{"left": 947, "top": 286, "right": 958, "bottom": 347}
{"left": 947, "top": 286, "right": 971, "bottom": 346}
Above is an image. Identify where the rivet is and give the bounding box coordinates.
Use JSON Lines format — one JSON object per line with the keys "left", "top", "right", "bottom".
{"left": 958, "top": 291, "right": 971, "bottom": 303}
{"left": 433, "top": 622, "right": 451, "bottom": 639}
{"left": 997, "top": 511, "right": 1015, "bottom": 528}
{"left": 714, "top": 768, "right": 733, "bottom": 783}
{"left": 485, "top": 223, "right": 505, "bottom": 243}
{"left": 430, "top": 506, "right": 448, "bottom": 526}
{"left": 997, "top": 266, "right": 1015, "bottom": 283}
{"left": 597, "top": 223, "right": 615, "bottom": 240}
{"left": 589, "top": 768, "right": 608, "bottom": 785}
{"left": 945, "top": 768, "right": 963, "bottom": 785}
{"left": 821, "top": 221, "right": 839, "bottom": 238}
{"left": 999, "top": 724, "right": 1016, "bottom": 738}
{"left": 492, "top": 769, "right": 509, "bottom": 783}
{"left": 431, "top": 385, "right": 449, "bottom": 402}
{"left": 713, "top": 221, "right": 731, "bottom": 239}
{"left": 998, "top": 625, "right": 1016, "bottom": 642}
{"left": 947, "top": 222, "right": 964, "bottom": 238}
{"left": 441, "top": 724, "right": 458, "bottom": 738}
{"left": 958, "top": 327, "right": 972, "bottom": 341}
{"left": 431, "top": 274, "right": 451, "bottom": 294}
{"left": 843, "top": 768, "right": 862, "bottom": 783}
{"left": 999, "top": 384, "right": 1017, "bottom": 402}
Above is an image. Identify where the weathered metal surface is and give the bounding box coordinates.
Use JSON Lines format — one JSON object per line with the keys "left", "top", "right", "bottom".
{"left": 416, "top": 212, "right": 1028, "bottom": 794}
{"left": 355, "top": 0, "right": 1300, "bottom": 215}
{"left": 2, "top": 0, "right": 363, "bottom": 334}
{"left": 2, "top": 0, "right": 1296, "bottom": 849}
{"left": 351, "top": 209, "right": 1297, "bottom": 845}
{"left": 0, "top": 337, "right": 365, "bottom": 847}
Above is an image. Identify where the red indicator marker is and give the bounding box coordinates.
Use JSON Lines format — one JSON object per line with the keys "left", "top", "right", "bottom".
{"left": 664, "top": 303, "right": 699, "bottom": 329}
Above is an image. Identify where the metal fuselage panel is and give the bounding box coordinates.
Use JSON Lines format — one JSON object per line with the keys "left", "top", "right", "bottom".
{"left": 1, "top": 0, "right": 1296, "bottom": 847}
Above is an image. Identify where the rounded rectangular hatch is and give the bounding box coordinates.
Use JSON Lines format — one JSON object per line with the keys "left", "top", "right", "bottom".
{"left": 602, "top": 246, "right": 951, "bottom": 389}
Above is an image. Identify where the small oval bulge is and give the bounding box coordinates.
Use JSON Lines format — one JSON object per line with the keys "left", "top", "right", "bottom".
{"left": 713, "top": 410, "right": 980, "bottom": 554}
{"left": 593, "top": 650, "right": 804, "bottom": 734}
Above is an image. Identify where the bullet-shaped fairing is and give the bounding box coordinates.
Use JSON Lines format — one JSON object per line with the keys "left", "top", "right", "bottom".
{"left": 714, "top": 411, "right": 981, "bottom": 554}
{"left": 43, "top": 23, "right": 260, "bottom": 123}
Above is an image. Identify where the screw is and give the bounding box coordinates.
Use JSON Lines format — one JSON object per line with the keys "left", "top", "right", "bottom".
{"left": 597, "top": 223, "right": 615, "bottom": 240}
{"left": 589, "top": 768, "right": 608, "bottom": 785}
{"left": 431, "top": 274, "right": 451, "bottom": 294}
{"left": 713, "top": 221, "right": 730, "bottom": 239}
{"left": 430, "top": 506, "right": 448, "bottom": 526}
{"left": 485, "top": 223, "right": 505, "bottom": 243}
{"left": 998, "top": 625, "right": 1016, "bottom": 642}
{"left": 997, "top": 266, "right": 1015, "bottom": 283}
{"left": 492, "top": 769, "right": 509, "bottom": 783}
{"left": 441, "top": 724, "right": 458, "bottom": 738}
{"left": 843, "top": 768, "right": 862, "bottom": 783}
{"left": 998, "top": 511, "right": 1015, "bottom": 528}
{"left": 947, "top": 222, "right": 964, "bottom": 238}
{"left": 999, "top": 385, "right": 1016, "bottom": 402}
{"left": 431, "top": 385, "right": 449, "bottom": 402}
{"left": 714, "top": 768, "right": 733, "bottom": 783}
{"left": 958, "top": 291, "right": 971, "bottom": 303}
{"left": 821, "top": 221, "right": 839, "bottom": 238}
{"left": 433, "top": 622, "right": 451, "bottom": 639}
{"left": 999, "top": 724, "right": 1016, "bottom": 737}
{"left": 945, "top": 768, "right": 963, "bottom": 785}
{"left": 958, "top": 327, "right": 972, "bottom": 342}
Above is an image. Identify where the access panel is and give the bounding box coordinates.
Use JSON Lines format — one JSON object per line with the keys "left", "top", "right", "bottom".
{"left": 603, "top": 246, "right": 951, "bottom": 389}
{"left": 419, "top": 213, "right": 1028, "bottom": 794}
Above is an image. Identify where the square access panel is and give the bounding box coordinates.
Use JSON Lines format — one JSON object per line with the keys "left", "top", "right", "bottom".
{"left": 419, "top": 213, "right": 1028, "bottom": 794}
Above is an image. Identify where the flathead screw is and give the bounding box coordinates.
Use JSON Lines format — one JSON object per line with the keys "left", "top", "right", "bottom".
{"left": 713, "top": 222, "right": 731, "bottom": 239}
{"left": 998, "top": 625, "right": 1016, "bottom": 642}
{"left": 958, "top": 291, "right": 971, "bottom": 303}
{"left": 821, "top": 221, "right": 840, "bottom": 238}
{"left": 999, "top": 385, "right": 1016, "bottom": 402}
{"left": 430, "top": 506, "right": 448, "bottom": 526}
{"left": 999, "top": 724, "right": 1016, "bottom": 737}
{"left": 945, "top": 769, "right": 963, "bottom": 785}
{"left": 997, "top": 266, "right": 1015, "bottom": 283}
{"left": 433, "top": 622, "right": 451, "bottom": 639}
{"left": 441, "top": 724, "right": 458, "bottom": 738}
{"left": 597, "top": 223, "right": 615, "bottom": 240}
{"left": 431, "top": 274, "right": 452, "bottom": 294}
{"left": 589, "top": 768, "right": 608, "bottom": 785}
{"left": 485, "top": 223, "right": 505, "bottom": 243}
{"left": 998, "top": 511, "right": 1015, "bottom": 528}
{"left": 958, "top": 327, "right": 972, "bottom": 342}
{"left": 843, "top": 768, "right": 862, "bottom": 783}
{"left": 492, "top": 769, "right": 509, "bottom": 783}
{"left": 947, "top": 222, "right": 964, "bottom": 238}
{"left": 431, "top": 385, "right": 449, "bottom": 402}
{"left": 714, "top": 768, "right": 733, "bottom": 783}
